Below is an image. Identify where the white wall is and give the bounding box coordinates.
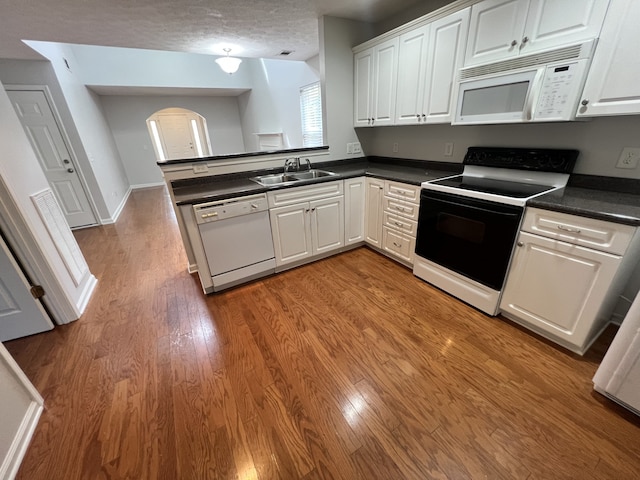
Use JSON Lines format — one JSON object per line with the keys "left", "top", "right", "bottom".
{"left": 356, "top": 116, "right": 640, "bottom": 178}
{"left": 237, "top": 59, "right": 319, "bottom": 151}
{"left": 319, "top": 16, "right": 374, "bottom": 162}
{"left": 69, "top": 44, "right": 254, "bottom": 90}
{"left": 0, "top": 80, "right": 92, "bottom": 316}
{"left": 25, "top": 41, "right": 130, "bottom": 222}
{"left": 100, "top": 95, "right": 246, "bottom": 186}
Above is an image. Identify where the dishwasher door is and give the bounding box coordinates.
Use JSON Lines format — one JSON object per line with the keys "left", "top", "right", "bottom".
{"left": 198, "top": 210, "right": 275, "bottom": 277}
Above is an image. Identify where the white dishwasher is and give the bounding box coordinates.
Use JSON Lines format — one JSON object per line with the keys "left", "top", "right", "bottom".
{"left": 194, "top": 193, "right": 275, "bottom": 292}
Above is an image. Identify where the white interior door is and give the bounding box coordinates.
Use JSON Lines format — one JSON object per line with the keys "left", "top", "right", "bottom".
{"left": 6, "top": 90, "right": 97, "bottom": 229}
{"left": 0, "top": 233, "right": 54, "bottom": 342}
{"left": 157, "top": 114, "right": 197, "bottom": 159}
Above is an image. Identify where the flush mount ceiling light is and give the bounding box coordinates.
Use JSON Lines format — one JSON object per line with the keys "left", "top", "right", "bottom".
{"left": 215, "top": 48, "right": 242, "bottom": 74}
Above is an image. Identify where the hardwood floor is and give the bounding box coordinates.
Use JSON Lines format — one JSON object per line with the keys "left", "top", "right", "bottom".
{"left": 6, "top": 186, "right": 640, "bottom": 479}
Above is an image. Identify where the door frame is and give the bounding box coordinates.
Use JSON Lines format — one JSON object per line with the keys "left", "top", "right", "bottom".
{"left": 4, "top": 84, "right": 99, "bottom": 228}
{"left": 0, "top": 175, "right": 79, "bottom": 325}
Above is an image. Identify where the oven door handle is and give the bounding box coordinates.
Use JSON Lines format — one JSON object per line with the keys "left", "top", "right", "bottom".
{"left": 422, "top": 194, "right": 522, "bottom": 218}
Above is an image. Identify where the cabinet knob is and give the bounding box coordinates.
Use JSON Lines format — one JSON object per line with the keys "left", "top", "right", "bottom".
{"left": 421, "top": 114, "right": 426, "bottom": 119}
{"left": 511, "top": 40, "right": 518, "bottom": 47}
{"left": 522, "top": 36, "right": 529, "bottom": 44}
{"left": 67, "top": 168, "right": 75, "bottom": 173}
{"left": 581, "top": 99, "right": 589, "bottom": 106}
{"left": 517, "top": 241, "right": 524, "bottom": 247}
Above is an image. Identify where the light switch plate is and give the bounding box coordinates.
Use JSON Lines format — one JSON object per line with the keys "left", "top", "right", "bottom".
{"left": 352, "top": 142, "right": 362, "bottom": 154}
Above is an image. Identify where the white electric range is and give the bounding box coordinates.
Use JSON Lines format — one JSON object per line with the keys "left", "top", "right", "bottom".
{"left": 413, "top": 147, "right": 578, "bottom": 315}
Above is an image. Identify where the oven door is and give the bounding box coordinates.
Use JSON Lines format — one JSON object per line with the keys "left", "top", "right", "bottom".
{"left": 415, "top": 190, "right": 523, "bottom": 291}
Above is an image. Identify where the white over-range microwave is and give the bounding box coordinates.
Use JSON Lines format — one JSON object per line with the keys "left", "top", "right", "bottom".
{"left": 453, "top": 40, "right": 596, "bottom": 125}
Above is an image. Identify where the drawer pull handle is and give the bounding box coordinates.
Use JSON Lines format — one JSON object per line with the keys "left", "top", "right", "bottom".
{"left": 393, "top": 242, "right": 402, "bottom": 247}
{"left": 201, "top": 212, "right": 218, "bottom": 218}
{"left": 557, "top": 225, "right": 581, "bottom": 234}
{"left": 394, "top": 221, "right": 403, "bottom": 227}
{"left": 395, "top": 206, "right": 405, "bottom": 212}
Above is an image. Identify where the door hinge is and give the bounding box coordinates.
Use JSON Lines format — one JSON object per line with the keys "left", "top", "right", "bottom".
{"left": 30, "top": 285, "right": 45, "bottom": 299}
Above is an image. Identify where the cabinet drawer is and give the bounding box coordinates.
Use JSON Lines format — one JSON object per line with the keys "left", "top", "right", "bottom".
{"left": 522, "top": 208, "right": 636, "bottom": 255}
{"left": 384, "top": 180, "right": 420, "bottom": 203}
{"left": 267, "top": 181, "right": 343, "bottom": 207}
{"left": 383, "top": 211, "right": 417, "bottom": 237}
{"left": 383, "top": 196, "right": 419, "bottom": 220}
{"left": 382, "top": 226, "right": 415, "bottom": 264}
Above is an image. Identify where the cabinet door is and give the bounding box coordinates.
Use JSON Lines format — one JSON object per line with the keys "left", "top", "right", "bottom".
{"left": 372, "top": 37, "right": 400, "bottom": 126}
{"left": 464, "top": 0, "right": 529, "bottom": 66}
{"left": 522, "top": 0, "right": 609, "bottom": 55}
{"left": 354, "top": 48, "right": 374, "bottom": 127}
{"left": 344, "top": 177, "right": 365, "bottom": 246}
{"left": 382, "top": 226, "right": 416, "bottom": 265}
{"left": 364, "top": 178, "right": 384, "bottom": 247}
{"left": 577, "top": 0, "right": 640, "bottom": 117}
{"left": 500, "top": 231, "right": 621, "bottom": 350}
{"left": 269, "top": 203, "right": 312, "bottom": 266}
{"left": 423, "top": 8, "right": 471, "bottom": 123}
{"left": 395, "top": 25, "right": 430, "bottom": 125}
{"left": 310, "top": 196, "right": 344, "bottom": 255}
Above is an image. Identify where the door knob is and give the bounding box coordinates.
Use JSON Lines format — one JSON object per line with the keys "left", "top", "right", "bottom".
{"left": 67, "top": 168, "right": 74, "bottom": 173}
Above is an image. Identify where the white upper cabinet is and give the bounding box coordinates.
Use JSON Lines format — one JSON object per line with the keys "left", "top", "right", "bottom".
{"left": 465, "top": 0, "right": 529, "bottom": 66}
{"left": 354, "top": 38, "right": 399, "bottom": 127}
{"left": 396, "top": 8, "right": 471, "bottom": 125}
{"left": 464, "top": 0, "right": 610, "bottom": 66}
{"left": 422, "top": 8, "right": 471, "bottom": 123}
{"left": 577, "top": 0, "right": 640, "bottom": 117}
{"left": 395, "top": 25, "right": 430, "bottom": 125}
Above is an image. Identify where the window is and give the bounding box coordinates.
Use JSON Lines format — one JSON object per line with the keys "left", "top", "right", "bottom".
{"left": 300, "top": 82, "right": 323, "bottom": 147}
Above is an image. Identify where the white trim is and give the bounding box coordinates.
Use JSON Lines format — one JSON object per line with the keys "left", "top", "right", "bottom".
{"left": 0, "top": 344, "right": 44, "bottom": 480}
{"left": 130, "top": 182, "right": 166, "bottom": 190}
{"left": 100, "top": 186, "right": 132, "bottom": 225}
{"left": 76, "top": 273, "right": 98, "bottom": 314}
{"left": 4, "top": 84, "right": 100, "bottom": 227}
{"left": 0, "top": 176, "right": 79, "bottom": 324}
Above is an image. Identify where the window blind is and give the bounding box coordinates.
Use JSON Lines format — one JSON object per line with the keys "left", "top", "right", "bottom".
{"left": 300, "top": 82, "right": 323, "bottom": 147}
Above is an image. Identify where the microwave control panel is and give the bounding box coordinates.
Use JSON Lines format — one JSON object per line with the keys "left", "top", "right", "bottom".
{"left": 535, "top": 61, "right": 586, "bottom": 120}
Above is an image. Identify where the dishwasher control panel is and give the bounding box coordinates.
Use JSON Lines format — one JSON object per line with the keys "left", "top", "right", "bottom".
{"left": 193, "top": 193, "right": 269, "bottom": 225}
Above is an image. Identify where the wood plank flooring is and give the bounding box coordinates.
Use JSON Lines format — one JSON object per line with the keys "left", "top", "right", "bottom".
{"left": 6, "top": 186, "right": 640, "bottom": 479}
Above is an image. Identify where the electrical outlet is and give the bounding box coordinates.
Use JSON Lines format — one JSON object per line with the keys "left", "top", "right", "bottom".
{"left": 616, "top": 147, "right": 640, "bottom": 169}
{"left": 392, "top": 142, "right": 399, "bottom": 153}
{"left": 346, "top": 143, "right": 354, "bottom": 154}
{"left": 352, "top": 142, "right": 362, "bottom": 154}
{"left": 444, "top": 142, "right": 454, "bottom": 157}
{"left": 193, "top": 164, "right": 209, "bottom": 174}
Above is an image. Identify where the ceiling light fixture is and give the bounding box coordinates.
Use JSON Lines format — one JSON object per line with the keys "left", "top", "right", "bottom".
{"left": 215, "top": 48, "right": 242, "bottom": 74}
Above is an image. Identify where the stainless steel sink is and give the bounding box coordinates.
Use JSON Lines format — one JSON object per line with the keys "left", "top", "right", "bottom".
{"left": 250, "top": 169, "right": 337, "bottom": 187}
{"left": 290, "top": 170, "right": 337, "bottom": 180}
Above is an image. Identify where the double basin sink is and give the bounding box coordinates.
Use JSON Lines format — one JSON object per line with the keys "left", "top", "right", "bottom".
{"left": 250, "top": 169, "right": 337, "bottom": 187}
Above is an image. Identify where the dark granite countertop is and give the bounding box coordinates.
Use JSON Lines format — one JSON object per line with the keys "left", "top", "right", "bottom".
{"left": 157, "top": 146, "right": 329, "bottom": 166}
{"left": 171, "top": 157, "right": 462, "bottom": 206}
{"left": 528, "top": 175, "right": 640, "bottom": 226}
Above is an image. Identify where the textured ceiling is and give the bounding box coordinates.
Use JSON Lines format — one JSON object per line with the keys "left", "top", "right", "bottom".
{"left": 0, "top": 0, "right": 441, "bottom": 62}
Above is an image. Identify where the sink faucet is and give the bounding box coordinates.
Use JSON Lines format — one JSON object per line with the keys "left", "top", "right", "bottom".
{"left": 284, "top": 157, "right": 301, "bottom": 173}
{"left": 304, "top": 158, "right": 311, "bottom": 171}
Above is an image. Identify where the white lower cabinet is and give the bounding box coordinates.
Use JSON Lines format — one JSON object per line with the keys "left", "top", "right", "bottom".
{"left": 344, "top": 177, "right": 366, "bottom": 246}
{"left": 268, "top": 181, "right": 344, "bottom": 267}
{"left": 365, "top": 178, "right": 420, "bottom": 266}
{"left": 364, "top": 177, "right": 384, "bottom": 247}
{"left": 500, "top": 208, "right": 639, "bottom": 354}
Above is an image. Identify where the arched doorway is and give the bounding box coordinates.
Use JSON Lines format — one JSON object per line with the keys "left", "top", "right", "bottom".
{"left": 146, "top": 108, "right": 212, "bottom": 161}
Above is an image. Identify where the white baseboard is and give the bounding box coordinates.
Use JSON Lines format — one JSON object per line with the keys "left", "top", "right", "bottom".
{"left": 76, "top": 274, "right": 98, "bottom": 315}
{"left": 0, "top": 401, "right": 43, "bottom": 480}
{"left": 130, "top": 182, "right": 166, "bottom": 190}
{"left": 100, "top": 187, "right": 133, "bottom": 225}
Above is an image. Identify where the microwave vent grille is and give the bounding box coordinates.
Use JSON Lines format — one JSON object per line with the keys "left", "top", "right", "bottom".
{"left": 460, "top": 44, "right": 584, "bottom": 80}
